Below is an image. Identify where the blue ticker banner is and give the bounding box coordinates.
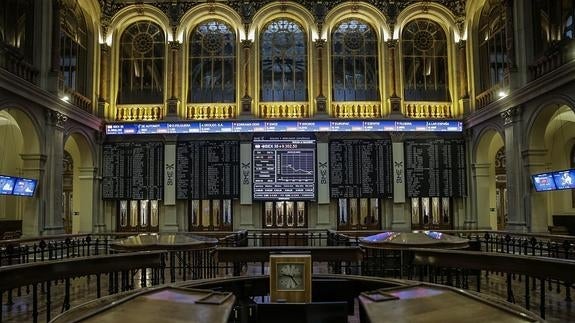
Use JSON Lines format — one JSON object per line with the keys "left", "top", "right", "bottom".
{"left": 106, "top": 120, "right": 463, "bottom": 135}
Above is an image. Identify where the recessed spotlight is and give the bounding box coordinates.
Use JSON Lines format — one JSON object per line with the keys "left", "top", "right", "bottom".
{"left": 61, "top": 95, "right": 70, "bottom": 102}
{"left": 498, "top": 91, "right": 507, "bottom": 98}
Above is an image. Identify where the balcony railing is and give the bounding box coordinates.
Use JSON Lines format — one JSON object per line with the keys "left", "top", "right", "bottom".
{"left": 115, "top": 104, "right": 164, "bottom": 121}
{"left": 330, "top": 101, "right": 382, "bottom": 118}
{"left": 258, "top": 102, "right": 309, "bottom": 118}
{"left": 403, "top": 101, "right": 452, "bottom": 118}
{"left": 0, "top": 44, "right": 38, "bottom": 85}
{"left": 529, "top": 46, "right": 565, "bottom": 81}
{"left": 186, "top": 103, "right": 237, "bottom": 119}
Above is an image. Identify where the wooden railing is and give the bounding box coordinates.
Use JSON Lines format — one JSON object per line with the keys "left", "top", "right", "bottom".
{"left": 330, "top": 101, "right": 382, "bottom": 118}
{"left": 412, "top": 248, "right": 575, "bottom": 319}
{"left": 215, "top": 246, "right": 364, "bottom": 277}
{"left": 0, "top": 251, "right": 164, "bottom": 323}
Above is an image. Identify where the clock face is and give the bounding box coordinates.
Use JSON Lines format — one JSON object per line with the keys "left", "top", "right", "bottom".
{"left": 276, "top": 263, "right": 305, "bottom": 291}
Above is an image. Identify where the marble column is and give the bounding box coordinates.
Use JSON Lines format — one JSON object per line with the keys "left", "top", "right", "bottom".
{"left": 471, "top": 163, "right": 492, "bottom": 229}
{"left": 77, "top": 166, "right": 96, "bottom": 233}
{"left": 166, "top": 41, "right": 181, "bottom": 120}
{"left": 98, "top": 44, "right": 110, "bottom": 119}
{"left": 386, "top": 40, "right": 401, "bottom": 114}
{"left": 240, "top": 40, "right": 253, "bottom": 116}
{"left": 42, "top": 111, "right": 67, "bottom": 235}
{"left": 19, "top": 154, "right": 47, "bottom": 236}
{"left": 314, "top": 39, "right": 327, "bottom": 114}
{"left": 501, "top": 107, "right": 527, "bottom": 232}
{"left": 522, "top": 149, "right": 551, "bottom": 233}
{"left": 390, "top": 132, "right": 409, "bottom": 231}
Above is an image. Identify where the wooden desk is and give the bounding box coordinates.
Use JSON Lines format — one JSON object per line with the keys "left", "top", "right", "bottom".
{"left": 50, "top": 287, "right": 235, "bottom": 323}
{"left": 359, "top": 284, "right": 541, "bottom": 323}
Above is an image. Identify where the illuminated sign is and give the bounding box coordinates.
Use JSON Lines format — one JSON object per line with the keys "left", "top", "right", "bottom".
{"left": 106, "top": 120, "right": 464, "bottom": 135}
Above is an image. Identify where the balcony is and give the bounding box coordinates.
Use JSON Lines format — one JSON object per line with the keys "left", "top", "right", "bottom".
{"left": 115, "top": 104, "right": 164, "bottom": 121}
{"left": 403, "top": 101, "right": 452, "bottom": 118}
{"left": 258, "top": 102, "right": 310, "bottom": 118}
{"left": 330, "top": 101, "right": 382, "bottom": 118}
{"left": 186, "top": 103, "right": 237, "bottom": 119}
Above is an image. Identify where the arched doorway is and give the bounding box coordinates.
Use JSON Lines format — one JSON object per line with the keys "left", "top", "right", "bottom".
{"left": 64, "top": 132, "right": 95, "bottom": 234}
{"left": 527, "top": 104, "right": 575, "bottom": 231}
{"left": 0, "top": 108, "right": 41, "bottom": 236}
{"left": 473, "top": 128, "right": 505, "bottom": 230}
{"left": 63, "top": 151, "right": 73, "bottom": 234}
{"left": 494, "top": 147, "right": 507, "bottom": 230}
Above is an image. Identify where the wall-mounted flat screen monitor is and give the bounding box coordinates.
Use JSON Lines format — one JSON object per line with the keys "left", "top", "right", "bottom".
{"left": 253, "top": 135, "right": 316, "bottom": 201}
{"left": 0, "top": 175, "right": 16, "bottom": 195}
{"left": 553, "top": 169, "right": 575, "bottom": 190}
{"left": 531, "top": 173, "right": 557, "bottom": 192}
{"left": 12, "top": 177, "right": 38, "bottom": 197}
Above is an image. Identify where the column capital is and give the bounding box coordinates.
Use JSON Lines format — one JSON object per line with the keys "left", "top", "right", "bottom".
{"left": 47, "top": 110, "right": 68, "bottom": 129}
{"left": 389, "top": 132, "right": 405, "bottom": 143}
{"left": 386, "top": 39, "right": 398, "bottom": 49}
{"left": 169, "top": 40, "right": 181, "bottom": 51}
{"left": 314, "top": 38, "right": 326, "bottom": 49}
{"left": 241, "top": 39, "right": 253, "bottom": 49}
{"left": 457, "top": 39, "right": 466, "bottom": 50}
{"left": 100, "top": 43, "right": 110, "bottom": 54}
{"left": 500, "top": 106, "right": 520, "bottom": 125}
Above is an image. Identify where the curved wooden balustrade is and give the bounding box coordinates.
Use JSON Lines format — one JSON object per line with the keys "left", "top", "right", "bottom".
{"left": 411, "top": 248, "right": 575, "bottom": 319}
{"left": 0, "top": 251, "right": 164, "bottom": 323}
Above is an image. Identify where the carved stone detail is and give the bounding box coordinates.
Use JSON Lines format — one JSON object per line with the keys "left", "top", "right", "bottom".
{"left": 500, "top": 107, "right": 519, "bottom": 125}
{"left": 48, "top": 111, "right": 68, "bottom": 128}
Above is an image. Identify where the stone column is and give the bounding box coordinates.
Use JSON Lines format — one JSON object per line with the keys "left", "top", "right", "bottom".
{"left": 77, "top": 166, "right": 96, "bottom": 233}
{"left": 314, "top": 39, "right": 327, "bottom": 114}
{"left": 240, "top": 40, "right": 253, "bottom": 116}
{"left": 48, "top": 0, "right": 62, "bottom": 94}
{"left": 19, "top": 154, "right": 47, "bottom": 236}
{"left": 316, "top": 132, "right": 330, "bottom": 226}
{"left": 471, "top": 163, "right": 491, "bottom": 229}
{"left": 457, "top": 40, "right": 470, "bottom": 117}
{"left": 501, "top": 107, "right": 527, "bottom": 232}
{"left": 523, "top": 149, "right": 551, "bottom": 233}
{"left": 98, "top": 44, "right": 110, "bottom": 119}
{"left": 238, "top": 133, "right": 254, "bottom": 229}
{"left": 390, "top": 132, "right": 409, "bottom": 231}
{"left": 166, "top": 41, "right": 181, "bottom": 120}
{"left": 162, "top": 135, "right": 178, "bottom": 231}
{"left": 386, "top": 40, "right": 401, "bottom": 115}
{"left": 42, "top": 111, "right": 67, "bottom": 235}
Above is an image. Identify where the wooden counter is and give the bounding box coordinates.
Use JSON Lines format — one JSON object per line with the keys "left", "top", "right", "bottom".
{"left": 359, "top": 284, "right": 541, "bottom": 323}
{"left": 50, "top": 287, "right": 235, "bottom": 323}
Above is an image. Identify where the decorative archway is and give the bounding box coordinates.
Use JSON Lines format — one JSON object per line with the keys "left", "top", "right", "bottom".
{"left": 473, "top": 126, "right": 504, "bottom": 229}
{"left": 64, "top": 130, "right": 96, "bottom": 233}
{"left": 0, "top": 107, "right": 42, "bottom": 236}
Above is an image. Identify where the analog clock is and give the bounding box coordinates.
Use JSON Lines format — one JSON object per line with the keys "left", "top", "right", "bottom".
{"left": 277, "top": 263, "right": 305, "bottom": 291}
{"left": 269, "top": 254, "right": 312, "bottom": 303}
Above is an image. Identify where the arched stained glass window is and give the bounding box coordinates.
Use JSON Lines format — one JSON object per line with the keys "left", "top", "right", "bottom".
{"left": 331, "top": 19, "right": 379, "bottom": 101}
{"left": 189, "top": 20, "right": 236, "bottom": 103}
{"left": 60, "top": 0, "right": 88, "bottom": 95}
{"left": 402, "top": 19, "right": 449, "bottom": 102}
{"left": 260, "top": 19, "right": 307, "bottom": 102}
{"left": 479, "top": 0, "right": 508, "bottom": 92}
{"left": 118, "top": 21, "right": 165, "bottom": 104}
